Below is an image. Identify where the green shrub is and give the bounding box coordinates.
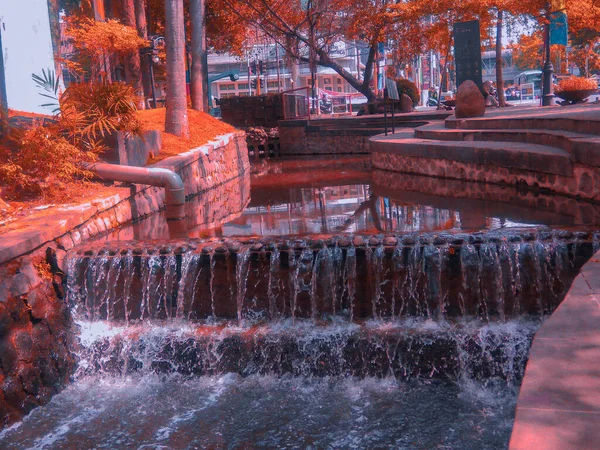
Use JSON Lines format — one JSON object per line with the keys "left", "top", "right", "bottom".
{"left": 0, "top": 126, "right": 97, "bottom": 200}
{"left": 60, "top": 81, "right": 141, "bottom": 149}
{"left": 395, "top": 79, "right": 420, "bottom": 106}
{"left": 1, "top": 76, "right": 140, "bottom": 201}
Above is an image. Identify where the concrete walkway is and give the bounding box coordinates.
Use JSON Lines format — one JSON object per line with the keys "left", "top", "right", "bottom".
{"left": 509, "top": 250, "right": 600, "bottom": 449}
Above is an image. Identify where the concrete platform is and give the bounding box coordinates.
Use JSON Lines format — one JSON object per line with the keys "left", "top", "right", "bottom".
{"left": 371, "top": 131, "right": 573, "bottom": 176}
{"left": 509, "top": 253, "right": 600, "bottom": 450}
{"left": 414, "top": 123, "right": 600, "bottom": 168}
{"left": 370, "top": 104, "right": 600, "bottom": 201}
{"left": 447, "top": 104, "right": 600, "bottom": 135}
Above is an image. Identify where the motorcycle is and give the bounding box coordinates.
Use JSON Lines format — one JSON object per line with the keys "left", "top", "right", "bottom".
{"left": 319, "top": 99, "right": 332, "bottom": 114}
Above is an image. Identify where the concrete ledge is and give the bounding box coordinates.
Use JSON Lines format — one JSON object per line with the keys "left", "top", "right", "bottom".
{"left": 278, "top": 110, "right": 451, "bottom": 129}
{"left": 415, "top": 123, "right": 600, "bottom": 168}
{"left": 370, "top": 132, "right": 573, "bottom": 177}
{"left": 510, "top": 251, "right": 600, "bottom": 449}
{"left": 446, "top": 111, "right": 600, "bottom": 135}
{"left": 278, "top": 111, "right": 451, "bottom": 155}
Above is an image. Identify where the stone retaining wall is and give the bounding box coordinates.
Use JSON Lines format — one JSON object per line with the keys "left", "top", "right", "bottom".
{"left": 0, "top": 254, "right": 75, "bottom": 426}
{"left": 372, "top": 169, "right": 600, "bottom": 226}
{"left": 279, "top": 126, "right": 432, "bottom": 156}
{"left": 371, "top": 150, "right": 600, "bottom": 202}
{"left": 278, "top": 112, "right": 450, "bottom": 155}
{"left": 0, "top": 131, "right": 249, "bottom": 426}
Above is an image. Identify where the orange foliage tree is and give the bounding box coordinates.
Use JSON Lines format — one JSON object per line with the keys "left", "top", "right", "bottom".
{"left": 511, "top": 33, "right": 567, "bottom": 73}
{"left": 64, "top": 18, "right": 148, "bottom": 82}
{"left": 390, "top": 0, "right": 493, "bottom": 106}
{"left": 567, "top": 0, "right": 600, "bottom": 76}
{"left": 567, "top": 0, "right": 600, "bottom": 34}
{"left": 213, "top": 0, "right": 400, "bottom": 102}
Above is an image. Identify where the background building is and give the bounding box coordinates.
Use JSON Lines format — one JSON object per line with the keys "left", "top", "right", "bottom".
{"left": 0, "top": 0, "right": 59, "bottom": 115}
{"left": 208, "top": 40, "right": 369, "bottom": 108}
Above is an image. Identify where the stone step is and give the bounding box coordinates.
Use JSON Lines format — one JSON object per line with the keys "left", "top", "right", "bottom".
{"left": 414, "top": 123, "right": 600, "bottom": 167}
{"left": 308, "top": 121, "right": 428, "bottom": 132}
{"left": 446, "top": 114, "right": 600, "bottom": 136}
{"left": 371, "top": 131, "right": 573, "bottom": 177}
{"left": 306, "top": 126, "right": 426, "bottom": 136}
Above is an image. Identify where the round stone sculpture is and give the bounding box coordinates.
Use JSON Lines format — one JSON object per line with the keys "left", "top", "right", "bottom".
{"left": 455, "top": 80, "right": 486, "bottom": 119}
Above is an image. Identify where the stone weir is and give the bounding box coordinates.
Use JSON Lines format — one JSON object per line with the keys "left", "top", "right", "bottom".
{"left": 66, "top": 229, "right": 599, "bottom": 324}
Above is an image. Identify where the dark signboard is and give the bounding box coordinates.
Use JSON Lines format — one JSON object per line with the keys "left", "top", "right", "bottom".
{"left": 453, "top": 20, "right": 482, "bottom": 88}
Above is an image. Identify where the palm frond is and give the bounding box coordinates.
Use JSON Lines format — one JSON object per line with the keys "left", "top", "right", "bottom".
{"left": 32, "top": 69, "right": 60, "bottom": 113}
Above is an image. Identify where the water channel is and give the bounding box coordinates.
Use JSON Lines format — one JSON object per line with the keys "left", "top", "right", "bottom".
{"left": 2, "top": 156, "right": 599, "bottom": 449}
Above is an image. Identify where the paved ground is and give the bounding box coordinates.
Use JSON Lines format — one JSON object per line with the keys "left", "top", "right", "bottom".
{"left": 509, "top": 253, "right": 600, "bottom": 449}
{"left": 465, "top": 102, "right": 600, "bottom": 121}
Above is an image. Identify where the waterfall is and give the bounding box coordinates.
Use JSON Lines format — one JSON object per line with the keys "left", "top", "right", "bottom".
{"left": 66, "top": 229, "right": 597, "bottom": 324}
{"left": 72, "top": 319, "right": 539, "bottom": 381}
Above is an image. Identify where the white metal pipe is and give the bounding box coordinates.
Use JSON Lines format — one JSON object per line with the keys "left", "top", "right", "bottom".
{"left": 85, "top": 162, "right": 186, "bottom": 220}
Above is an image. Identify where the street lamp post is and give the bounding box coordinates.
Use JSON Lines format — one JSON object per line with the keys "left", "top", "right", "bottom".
{"left": 542, "top": 4, "right": 554, "bottom": 106}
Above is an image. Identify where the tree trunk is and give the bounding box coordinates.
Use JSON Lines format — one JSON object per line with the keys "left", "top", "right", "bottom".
{"left": 586, "top": 44, "right": 590, "bottom": 77}
{"left": 135, "top": 0, "right": 152, "bottom": 104}
{"left": 164, "top": 0, "right": 189, "bottom": 137}
{"left": 122, "top": 0, "right": 145, "bottom": 108}
{"left": 285, "top": 35, "right": 301, "bottom": 89}
{"left": 92, "top": 0, "right": 106, "bottom": 20}
{"left": 189, "top": 0, "right": 206, "bottom": 111}
{"left": 316, "top": 44, "right": 376, "bottom": 102}
{"left": 202, "top": 46, "right": 209, "bottom": 112}
{"left": 496, "top": 10, "right": 506, "bottom": 107}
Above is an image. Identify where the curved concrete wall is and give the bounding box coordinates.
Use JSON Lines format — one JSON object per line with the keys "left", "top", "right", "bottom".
{"left": 370, "top": 135, "right": 600, "bottom": 202}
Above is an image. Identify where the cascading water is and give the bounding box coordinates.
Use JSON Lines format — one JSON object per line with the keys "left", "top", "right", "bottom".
{"left": 6, "top": 225, "right": 600, "bottom": 448}
{"left": 67, "top": 229, "right": 597, "bottom": 324}
{"left": 51, "top": 228, "right": 595, "bottom": 384}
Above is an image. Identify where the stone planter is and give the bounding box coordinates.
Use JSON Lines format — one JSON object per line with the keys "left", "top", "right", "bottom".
{"left": 555, "top": 89, "right": 597, "bottom": 105}
{"left": 101, "top": 130, "right": 162, "bottom": 166}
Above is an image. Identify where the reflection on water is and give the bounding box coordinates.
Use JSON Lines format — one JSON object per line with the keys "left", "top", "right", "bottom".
{"left": 101, "top": 157, "right": 600, "bottom": 242}
{"left": 222, "top": 183, "right": 544, "bottom": 237}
